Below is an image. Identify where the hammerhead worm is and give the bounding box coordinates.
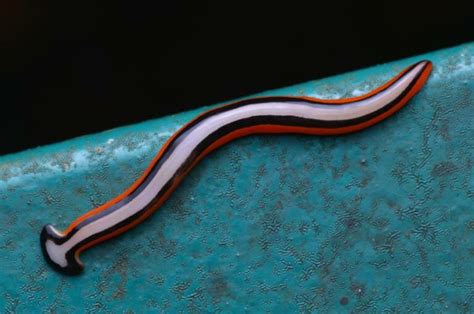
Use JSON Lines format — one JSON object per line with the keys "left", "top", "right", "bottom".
{"left": 41, "top": 60, "right": 432, "bottom": 275}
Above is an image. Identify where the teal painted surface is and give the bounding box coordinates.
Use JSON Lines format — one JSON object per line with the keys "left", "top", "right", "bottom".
{"left": 1, "top": 43, "right": 473, "bottom": 313}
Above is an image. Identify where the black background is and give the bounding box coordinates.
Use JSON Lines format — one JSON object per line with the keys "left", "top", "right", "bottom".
{"left": 1, "top": 1, "right": 473, "bottom": 155}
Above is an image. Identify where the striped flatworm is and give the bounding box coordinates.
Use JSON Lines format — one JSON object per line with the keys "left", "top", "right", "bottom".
{"left": 41, "top": 61, "right": 432, "bottom": 275}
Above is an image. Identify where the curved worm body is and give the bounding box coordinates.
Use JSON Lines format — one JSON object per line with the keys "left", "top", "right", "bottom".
{"left": 41, "top": 61, "right": 432, "bottom": 275}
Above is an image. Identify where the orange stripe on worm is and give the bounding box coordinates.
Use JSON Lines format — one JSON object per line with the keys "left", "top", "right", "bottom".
{"left": 41, "top": 61, "right": 432, "bottom": 275}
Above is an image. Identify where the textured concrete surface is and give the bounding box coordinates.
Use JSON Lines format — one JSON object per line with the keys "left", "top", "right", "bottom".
{"left": 0, "top": 43, "right": 473, "bottom": 313}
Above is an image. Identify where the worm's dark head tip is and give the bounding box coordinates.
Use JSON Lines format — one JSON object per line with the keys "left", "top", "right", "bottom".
{"left": 40, "top": 224, "right": 84, "bottom": 276}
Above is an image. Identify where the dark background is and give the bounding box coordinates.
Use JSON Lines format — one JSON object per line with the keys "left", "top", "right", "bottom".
{"left": 1, "top": 1, "right": 473, "bottom": 155}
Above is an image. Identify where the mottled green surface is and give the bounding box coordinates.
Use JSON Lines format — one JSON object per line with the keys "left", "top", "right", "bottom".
{"left": 1, "top": 43, "right": 473, "bottom": 313}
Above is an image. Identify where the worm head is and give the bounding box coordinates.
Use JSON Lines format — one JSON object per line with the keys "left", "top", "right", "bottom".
{"left": 40, "top": 225, "right": 84, "bottom": 275}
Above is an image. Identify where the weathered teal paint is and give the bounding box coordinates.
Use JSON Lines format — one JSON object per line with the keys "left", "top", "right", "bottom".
{"left": 1, "top": 43, "right": 473, "bottom": 312}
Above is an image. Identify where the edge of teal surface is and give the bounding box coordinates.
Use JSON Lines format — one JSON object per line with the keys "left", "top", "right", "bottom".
{"left": 1, "top": 43, "right": 473, "bottom": 312}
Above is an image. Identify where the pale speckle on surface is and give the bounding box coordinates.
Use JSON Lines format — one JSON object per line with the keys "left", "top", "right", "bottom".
{"left": 351, "top": 86, "right": 371, "bottom": 96}
{"left": 306, "top": 91, "right": 343, "bottom": 100}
